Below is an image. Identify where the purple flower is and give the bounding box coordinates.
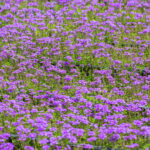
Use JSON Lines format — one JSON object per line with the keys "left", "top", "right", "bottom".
{"left": 78, "top": 80, "right": 87, "bottom": 86}
{"left": 32, "top": 79, "right": 39, "bottom": 84}
{"left": 0, "top": 127, "right": 3, "bottom": 131}
{"left": 87, "top": 137, "right": 97, "bottom": 142}
{"left": 98, "top": 133, "right": 107, "bottom": 140}
{"left": 66, "top": 56, "right": 74, "bottom": 62}
{"left": 42, "top": 145, "right": 50, "bottom": 150}
{"left": 69, "top": 136, "right": 77, "bottom": 144}
{"left": 123, "top": 134, "right": 137, "bottom": 141}
{"left": 83, "top": 144, "right": 93, "bottom": 149}
{"left": 88, "top": 131, "right": 95, "bottom": 136}
{"left": 27, "top": 2, "right": 38, "bottom": 7}
{"left": 66, "top": 145, "right": 71, "bottom": 150}
{"left": 24, "top": 146, "right": 34, "bottom": 150}
{"left": 50, "top": 137, "right": 58, "bottom": 145}
{"left": 63, "top": 85, "right": 72, "bottom": 90}
{"left": 0, "top": 133, "right": 10, "bottom": 140}
{"left": 0, "top": 143, "right": 14, "bottom": 150}
{"left": 30, "top": 109, "right": 38, "bottom": 113}
{"left": 113, "top": 60, "right": 121, "bottom": 65}
{"left": 28, "top": 133, "right": 37, "bottom": 140}
{"left": 18, "top": 134, "right": 27, "bottom": 141}
{"left": 133, "top": 120, "right": 143, "bottom": 127}
{"left": 64, "top": 75, "right": 73, "bottom": 81}
{"left": 126, "top": 143, "right": 139, "bottom": 148}
{"left": 39, "top": 139, "right": 49, "bottom": 145}
{"left": 142, "top": 85, "right": 149, "bottom": 90}
{"left": 76, "top": 129, "right": 84, "bottom": 136}
{"left": 110, "top": 134, "right": 120, "bottom": 142}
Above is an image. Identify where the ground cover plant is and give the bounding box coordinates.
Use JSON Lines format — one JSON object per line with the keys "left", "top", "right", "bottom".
{"left": 0, "top": 0, "right": 150, "bottom": 149}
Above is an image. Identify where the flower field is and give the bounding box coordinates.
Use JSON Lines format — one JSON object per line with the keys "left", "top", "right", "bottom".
{"left": 0, "top": 0, "right": 150, "bottom": 149}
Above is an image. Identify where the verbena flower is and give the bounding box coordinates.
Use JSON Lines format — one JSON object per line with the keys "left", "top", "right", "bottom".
{"left": 87, "top": 137, "right": 97, "bottom": 142}
{"left": 126, "top": 143, "right": 139, "bottom": 148}
{"left": 24, "top": 146, "right": 34, "bottom": 150}
{"left": 98, "top": 133, "right": 107, "bottom": 140}
{"left": 0, "top": 143, "right": 15, "bottom": 150}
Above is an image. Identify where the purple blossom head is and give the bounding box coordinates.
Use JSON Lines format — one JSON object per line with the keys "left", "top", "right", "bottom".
{"left": 126, "top": 143, "right": 139, "bottom": 149}
{"left": 24, "top": 146, "right": 34, "bottom": 150}
{"left": 98, "top": 133, "right": 107, "bottom": 140}
{"left": 0, "top": 143, "right": 15, "bottom": 150}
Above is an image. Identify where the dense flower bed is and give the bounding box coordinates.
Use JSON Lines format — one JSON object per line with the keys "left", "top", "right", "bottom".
{"left": 0, "top": 0, "right": 150, "bottom": 149}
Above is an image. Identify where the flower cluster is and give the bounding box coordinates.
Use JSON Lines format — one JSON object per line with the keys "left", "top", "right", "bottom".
{"left": 0, "top": 0, "right": 150, "bottom": 149}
